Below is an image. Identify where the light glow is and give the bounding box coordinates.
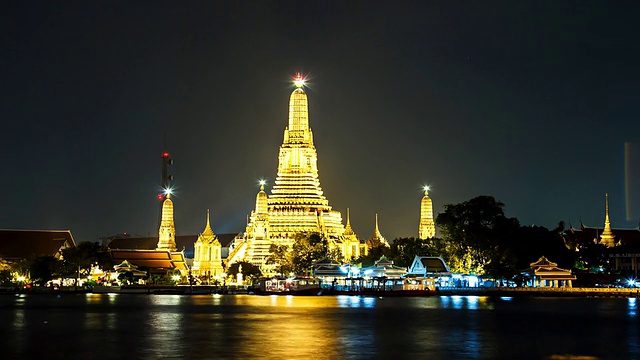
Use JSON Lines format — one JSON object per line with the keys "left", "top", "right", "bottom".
{"left": 293, "top": 73, "right": 305, "bottom": 88}
{"left": 163, "top": 187, "right": 173, "bottom": 196}
{"left": 423, "top": 185, "right": 430, "bottom": 192}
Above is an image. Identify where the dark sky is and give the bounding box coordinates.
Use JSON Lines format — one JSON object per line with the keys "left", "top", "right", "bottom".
{"left": 2, "top": 1, "right": 640, "bottom": 242}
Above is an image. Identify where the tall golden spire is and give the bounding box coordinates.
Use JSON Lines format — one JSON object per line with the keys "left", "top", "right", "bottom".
{"left": 419, "top": 186, "right": 436, "bottom": 239}
{"left": 157, "top": 194, "right": 177, "bottom": 251}
{"left": 202, "top": 209, "right": 214, "bottom": 237}
{"left": 600, "top": 193, "right": 616, "bottom": 247}
{"left": 367, "top": 213, "right": 388, "bottom": 248}
{"left": 255, "top": 181, "right": 268, "bottom": 214}
{"left": 344, "top": 208, "right": 355, "bottom": 236}
{"left": 227, "top": 74, "right": 347, "bottom": 268}
{"left": 267, "top": 73, "right": 344, "bottom": 237}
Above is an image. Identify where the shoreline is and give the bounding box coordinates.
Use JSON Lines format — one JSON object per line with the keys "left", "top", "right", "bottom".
{"left": 2, "top": 285, "right": 639, "bottom": 298}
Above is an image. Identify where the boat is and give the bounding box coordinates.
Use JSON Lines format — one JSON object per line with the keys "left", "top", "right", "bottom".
{"left": 249, "top": 277, "right": 323, "bottom": 296}
{"left": 323, "top": 277, "right": 438, "bottom": 297}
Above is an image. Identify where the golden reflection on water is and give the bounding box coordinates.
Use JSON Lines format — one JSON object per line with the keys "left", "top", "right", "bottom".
{"left": 235, "top": 303, "right": 342, "bottom": 358}
{"left": 3, "top": 294, "right": 639, "bottom": 359}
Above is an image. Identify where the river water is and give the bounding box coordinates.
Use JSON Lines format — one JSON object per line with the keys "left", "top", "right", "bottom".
{"left": 0, "top": 294, "right": 637, "bottom": 359}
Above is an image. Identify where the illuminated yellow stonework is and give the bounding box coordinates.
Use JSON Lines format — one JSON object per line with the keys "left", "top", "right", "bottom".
{"left": 227, "top": 79, "right": 366, "bottom": 268}
{"left": 419, "top": 188, "right": 436, "bottom": 239}
{"left": 600, "top": 193, "right": 616, "bottom": 247}
{"left": 156, "top": 195, "right": 177, "bottom": 251}
{"left": 192, "top": 210, "right": 224, "bottom": 277}
{"left": 341, "top": 209, "right": 368, "bottom": 260}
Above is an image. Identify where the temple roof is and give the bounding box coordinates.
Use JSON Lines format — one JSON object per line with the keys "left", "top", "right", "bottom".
{"left": 0, "top": 229, "right": 77, "bottom": 260}
{"left": 521, "top": 256, "right": 575, "bottom": 279}
{"left": 108, "top": 233, "right": 238, "bottom": 259}
{"left": 410, "top": 256, "right": 450, "bottom": 274}
{"left": 568, "top": 227, "right": 640, "bottom": 247}
{"left": 343, "top": 208, "right": 356, "bottom": 236}
{"left": 529, "top": 256, "right": 557, "bottom": 268}
{"left": 110, "top": 249, "right": 188, "bottom": 273}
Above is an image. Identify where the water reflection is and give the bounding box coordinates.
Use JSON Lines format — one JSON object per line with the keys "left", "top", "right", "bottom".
{"left": 336, "top": 295, "right": 376, "bottom": 308}
{"left": 0, "top": 294, "right": 638, "bottom": 359}
{"left": 440, "top": 295, "right": 493, "bottom": 310}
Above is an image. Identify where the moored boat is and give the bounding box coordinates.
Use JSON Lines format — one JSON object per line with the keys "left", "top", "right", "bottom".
{"left": 250, "top": 277, "right": 323, "bottom": 296}
{"left": 323, "top": 277, "right": 438, "bottom": 297}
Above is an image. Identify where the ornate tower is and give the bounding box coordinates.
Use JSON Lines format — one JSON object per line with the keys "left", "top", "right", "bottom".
{"left": 600, "top": 193, "right": 616, "bottom": 247}
{"left": 267, "top": 74, "right": 345, "bottom": 239}
{"left": 419, "top": 186, "right": 436, "bottom": 239}
{"left": 341, "top": 208, "right": 366, "bottom": 260}
{"left": 367, "top": 213, "right": 388, "bottom": 249}
{"left": 244, "top": 182, "right": 271, "bottom": 262}
{"left": 228, "top": 74, "right": 347, "bottom": 267}
{"left": 156, "top": 194, "right": 177, "bottom": 251}
{"left": 192, "top": 209, "right": 223, "bottom": 278}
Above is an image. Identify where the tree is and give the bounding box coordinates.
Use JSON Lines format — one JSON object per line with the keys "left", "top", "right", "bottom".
{"left": 265, "top": 233, "right": 342, "bottom": 276}
{"left": 266, "top": 243, "right": 295, "bottom": 276}
{"left": 227, "top": 261, "right": 262, "bottom": 284}
{"left": 389, "top": 237, "right": 433, "bottom": 268}
{"left": 436, "top": 196, "right": 520, "bottom": 277}
{"left": 29, "top": 255, "right": 63, "bottom": 286}
{"left": 355, "top": 237, "right": 435, "bottom": 269}
{"left": 353, "top": 245, "right": 392, "bottom": 268}
{"left": 61, "top": 241, "right": 104, "bottom": 288}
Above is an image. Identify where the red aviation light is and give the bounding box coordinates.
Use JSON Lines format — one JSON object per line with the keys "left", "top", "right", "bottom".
{"left": 157, "top": 193, "right": 164, "bottom": 200}
{"left": 162, "top": 152, "right": 170, "bottom": 158}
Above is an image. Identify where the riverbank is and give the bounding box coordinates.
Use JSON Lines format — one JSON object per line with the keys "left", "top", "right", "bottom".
{"left": 438, "top": 286, "right": 640, "bottom": 298}
{"left": 2, "top": 285, "right": 639, "bottom": 297}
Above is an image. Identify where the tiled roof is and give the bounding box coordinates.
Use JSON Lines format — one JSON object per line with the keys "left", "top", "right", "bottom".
{"left": 419, "top": 257, "right": 449, "bottom": 273}
{"left": 0, "top": 229, "right": 77, "bottom": 260}
{"left": 110, "top": 250, "right": 186, "bottom": 272}
{"left": 571, "top": 227, "right": 640, "bottom": 246}
{"left": 108, "top": 233, "right": 239, "bottom": 258}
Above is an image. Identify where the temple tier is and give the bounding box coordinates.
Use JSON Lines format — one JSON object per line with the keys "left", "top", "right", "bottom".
{"left": 227, "top": 82, "right": 365, "bottom": 269}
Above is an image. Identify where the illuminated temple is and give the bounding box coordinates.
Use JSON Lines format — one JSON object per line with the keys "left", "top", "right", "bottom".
{"left": 226, "top": 75, "right": 367, "bottom": 268}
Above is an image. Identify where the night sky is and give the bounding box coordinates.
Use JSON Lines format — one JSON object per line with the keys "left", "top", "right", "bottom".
{"left": 3, "top": 1, "right": 640, "bottom": 243}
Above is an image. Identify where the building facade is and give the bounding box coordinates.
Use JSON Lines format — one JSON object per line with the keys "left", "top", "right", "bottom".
{"left": 191, "top": 210, "right": 224, "bottom": 279}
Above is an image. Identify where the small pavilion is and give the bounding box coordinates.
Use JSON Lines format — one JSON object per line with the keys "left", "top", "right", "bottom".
{"left": 362, "top": 256, "right": 407, "bottom": 278}
{"left": 522, "top": 256, "right": 576, "bottom": 288}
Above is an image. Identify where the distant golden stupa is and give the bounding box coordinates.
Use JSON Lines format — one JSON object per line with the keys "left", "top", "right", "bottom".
{"left": 419, "top": 186, "right": 436, "bottom": 239}
{"left": 156, "top": 194, "right": 177, "bottom": 251}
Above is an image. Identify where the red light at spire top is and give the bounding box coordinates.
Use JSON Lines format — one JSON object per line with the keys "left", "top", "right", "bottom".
{"left": 162, "top": 152, "right": 170, "bottom": 158}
